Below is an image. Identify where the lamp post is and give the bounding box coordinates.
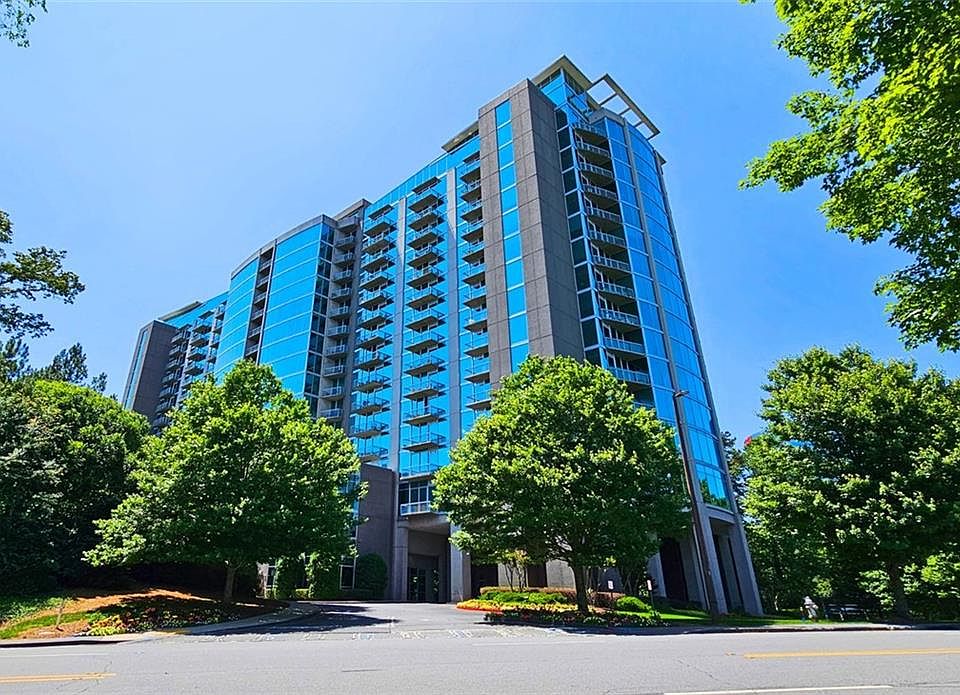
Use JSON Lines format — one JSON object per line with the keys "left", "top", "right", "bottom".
{"left": 672, "top": 389, "right": 721, "bottom": 621}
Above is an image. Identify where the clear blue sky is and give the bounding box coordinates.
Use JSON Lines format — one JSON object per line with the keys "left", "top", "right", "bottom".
{"left": 2, "top": 1, "right": 955, "bottom": 442}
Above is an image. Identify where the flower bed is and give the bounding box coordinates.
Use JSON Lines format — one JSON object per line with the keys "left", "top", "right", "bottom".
{"left": 484, "top": 607, "right": 665, "bottom": 628}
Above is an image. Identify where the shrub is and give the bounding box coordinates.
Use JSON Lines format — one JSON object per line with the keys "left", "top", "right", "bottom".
{"left": 591, "top": 591, "right": 625, "bottom": 609}
{"left": 306, "top": 552, "right": 340, "bottom": 599}
{"left": 273, "top": 557, "right": 300, "bottom": 600}
{"left": 615, "top": 596, "right": 651, "bottom": 613}
{"left": 478, "top": 590, "right": 573, "bottom": 606}
{"left": 354, "top": 554, "right": 388, "bottom": 600}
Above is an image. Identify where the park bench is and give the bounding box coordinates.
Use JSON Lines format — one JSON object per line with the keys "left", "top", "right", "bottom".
{"left": 824, "top": 603, "right": 869, "bottom": 621}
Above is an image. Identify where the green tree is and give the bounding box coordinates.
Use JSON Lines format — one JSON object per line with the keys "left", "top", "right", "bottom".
{"left": 433, "top": 356, "right": 689, "bottom": 613}
{"left": 0, "top": 210, "right": 84, "bottom": 339}
{"left": 742, "top": 0, "right": 960, "bottom": 351}
{"left": 1, "top": 340, "right": 108, "bottom": 391}
{"left": 1, "top": 0, "right": 44, "bottom": 46}
{"left": 743, "top": 346, "right": 960, "bottom": 618}
{"left": 86, "top": 361, "right": 361, "bottom": 603}
{"left": 0, "top": 378, "right": 147, "bottom": 591}
{"left": 354, "top": 553, "right": 388, "bottom": 600}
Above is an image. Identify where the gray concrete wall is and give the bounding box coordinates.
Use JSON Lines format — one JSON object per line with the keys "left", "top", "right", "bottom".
{"left": 357, "top": 463, "right": 396, "bottom": 585}
{"left": 128, "top": 321, "right": 176, "bottom": 421}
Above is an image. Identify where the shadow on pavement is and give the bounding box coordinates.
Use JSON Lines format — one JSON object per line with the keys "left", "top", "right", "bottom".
{"left": 206, "top": 602, "right": 394, "bottom": 635}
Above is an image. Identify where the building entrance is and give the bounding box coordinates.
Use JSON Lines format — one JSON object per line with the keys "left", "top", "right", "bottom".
{"left": 407, "top": 554, "right": 440, "bottom": 602}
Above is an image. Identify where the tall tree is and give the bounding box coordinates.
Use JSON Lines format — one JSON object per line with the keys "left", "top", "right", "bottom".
{"left": 1, "top": 339, "right": 108, "bottom": 392}
{"left": 744, "top": 346, "right": 960, "bottom": 618}
{"left": 1, "top": 0, "right": 44, "bottom": 46}
{"left": 433, "top": 356, "right": 689, "bottom": 613}
{"left": 0, "top": 378, "right": 148, "bottom": 591}
{"left": 0, "top": 210, "right": 84, "bottom": 339}
{"left": 742, "top": 0, "right": 960, "bottom": 351}
{"left": 86, "top": 361, "right": 361, "bottom": 603}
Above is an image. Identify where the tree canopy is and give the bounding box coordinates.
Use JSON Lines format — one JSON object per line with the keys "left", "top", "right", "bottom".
{"left": 86, "top": 361, "right": 361, "bottom": 602}
{"left": 0, "top": 210, "right": 84, "bottom": 339}
{"left": 741, "top": 346, "right": 960, "bottom": 618}
{"left": 1, "top": 338, "right": 107, "bottom": 391}
{"left": 0, "top": 378, "right": 148, "bottom": 592}
{"left": 743, "top": 0, "right": 960, "bottom": 351}
{"left": 1, "top": 0, "right": 44, "bottom": 46}
{"left": 433, "top": 356, "right": 689, "bottom": 612}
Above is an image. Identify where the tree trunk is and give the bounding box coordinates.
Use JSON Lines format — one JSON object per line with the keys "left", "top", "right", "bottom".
{"left": 223, "top": 564, "right": 237, "bottom": 604}
{"left": 572, "top": 564, "right": 589, "bottom": 614}
{"left": 886, "top": 562, "right": 910, "bottom": 621}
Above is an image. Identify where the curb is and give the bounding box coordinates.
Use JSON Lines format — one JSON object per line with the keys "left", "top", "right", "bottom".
{"left": 0, "top": 632, "right": 161, "bottom": 649}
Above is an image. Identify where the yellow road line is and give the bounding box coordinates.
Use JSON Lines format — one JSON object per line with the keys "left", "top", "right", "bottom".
{"left": 666, "top": 686, "right": 892, "bottom": 694}
{"left": 0, "top": 672, "right": 114, "bottom": 684}
{"left": 744, "top": 647, "right": 960, "bottom": 659}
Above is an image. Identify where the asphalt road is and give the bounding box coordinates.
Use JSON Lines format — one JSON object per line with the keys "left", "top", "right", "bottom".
{"left": 2, "top": 602, "right": 959, "bottom": 694}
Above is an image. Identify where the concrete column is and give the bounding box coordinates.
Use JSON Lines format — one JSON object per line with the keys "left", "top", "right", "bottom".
{"left": 646, "top": 552, "right": 666, "bottom": 599}
{"left": 715, "top": 529, "right": 743, "bottom": 611}
{"left": 728, "top": 521, "right": 764, "bottom": 615}
{"left": 391, "top": 520, "right": 409, "bottom": 601}
{"left": 696, "top": 507, "right": 730, "bottom": 615}
{"left": 448, "top": 530, "right": 471, "bottom": 603}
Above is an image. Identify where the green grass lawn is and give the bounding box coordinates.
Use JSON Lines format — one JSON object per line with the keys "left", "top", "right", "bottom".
{"left": 0, "top": 594, "right": 64, "bottom": 624}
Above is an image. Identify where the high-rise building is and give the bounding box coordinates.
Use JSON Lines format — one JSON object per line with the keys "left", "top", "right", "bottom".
{"left": 122, "top": 56, "right": 761, "bottom": 614}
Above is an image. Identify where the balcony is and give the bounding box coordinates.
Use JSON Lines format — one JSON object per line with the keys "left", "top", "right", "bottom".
{"left": 333, "top": 252, "right": 355, "bottom": 266}
{"left": 575, "top": 138, "right": 612, "bottom": 163}
{"left": 319, "top": 408, "right": 342, "bottom": 421}
{"left": 462, "top": 283, "right": 486, "bottom": 309}
{"left": 330, "top": 305, "right": 352, "bottom": 318}
{"left": 403, "top": 404, "right": 445, "bottom": 425}
{"left": 357, "top": 310, "right": 391, "bottom": 330}
{"left": 465, "top": 389, "right": 492, "bottom": 411}
{"left": 462, "top": 331, "right": 489, "bottom": 358}
{"left": 400, "top": 500, "right": 433, "bottom": 515}
{"left": 335, "top": 234, "right": 356, "bottom": 250}
{"left": 460, "top": 199, "right": 483, "bottom": 222}
{"left": 460, "top": 218, "right": 484, "bottom": 243}
{"left": 407, "top": 225, "right": 442, "bottom": 250}
{"left": 327, "top": 324, "right": 351, "bottom": 337}
{"left": 353, "top": 396, "right": 389, "bottom": 415}
{"left": 582, "top": 183, "right": 619, "bottom": 204}
{"left": 356, "top": 329, "right": 390, "bottom": 350}
{"left": 359, "top": 269, "right": 391, "bottom": 291}
{"left": 462, "top": 240, "right": 484, "bottom": 264}
{"left": 192, "top": 321, "right": 212, "bottom": 334}
{"left": 604, "top": 337, "right": 646, "bottom": 356}
{"left": 609, "top": 366, "right": 652, "bottom": 386}
{"left": 592, "top": 254, "right": 631, "bottom": 274}
{"left": 464, "top": 357, "right": 491, "bottom": 383}
{"left": 574, "top": 120, "right": 607, "bottom": 139}
{"left": 599, "top": 308, "right": 642, "bottom": 328}
{"left": 170, "top": 331, "right": 188, "bottom": 345}
{"left": 463, "top": 308, "right": 488, "bottom": 332}
{"left": 187, "top": 347, "right": 208, "bottom": 361}
{"left": 358, "top": 446, "right": 387, "bottom": 463}
{"left": 355, "top": 374, "right": 390, "bottom": 393}
{"left": 406, "top": 307, "right": 444, "bottom": 331}
{"left": 358, "top": 287, "right": 391, "bottom": 310}
{"left": 404, "top": 330, "right": 443, "bottom": 353}
{"left": 406, "top": 284, "right": 443, "bottom": 310}
{"left": 408, "top": 207, "right": 443, "bottom": 231}
{"left": 332, "top": 269, "right": 353, "bottom": 283}
{"left": 354, "top": 350, "right": 389, "bottom": 370}
{"left": 330, "top": 286, "right": 353, "bottom": 300}
{"left": 320, "top": 386, "right": 344, "bottom": 399}
{"left": 365, "top": 217, "right": 395, "bottom": 237}
{"left": 460, "top": 179, "right": 482, "bottom": 202}
{"left": 579, "top": 160, "right": 615, "bottom": 183}
{"left": 407, "top": 265, "right": 442, "bottom": 289}
{"left": 407, "top": 190, "right": 441, "bottom": 213}
{"left": 325, "top": 344, "right": 349, "bottom": 357}
{"left": 368, "top": 202, "right": 393, "bottom": 220}
{"left": 585, "top": 204, "right": 622, "bottom": 225}
{"left": 460, "top": 162, "right": 480, "bottom": 183}
{"left": 352, "top": 420, "right": 389, "bottom": 438}
{"left": 405, "top": 354, "right": 444, "bottom": 377}
{"left": 404, "top": 378, "right": 444, "bottom": 400}
{"left": 361, "top": 250, "right": 396, "bottom": 273}
{"left": 596, "top": 281, "right": 636, "bottom": 300}
{"left": 409, "top": 246, "right": 442, "bottom": 269}
{"left": 189, "top": 331, "right": 208, "bottom": 347}
{"left": 461, "top": 262, "right": 485, "bottom": 287}
{"left": 322, "top": 364, "right": 345, "bottom": 377}
{"left": 402, "top": 433, "right": 446, "bottom": 452}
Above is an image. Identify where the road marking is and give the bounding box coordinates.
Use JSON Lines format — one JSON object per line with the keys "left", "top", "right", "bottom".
{"left": 0, "top": 672, "right": 114, "bottom": 684}
{"left": 664, "top": 686, "right": 893, "bottom": 695}
{"left": 744, "top": 647, "right": 960, "bottom": 659}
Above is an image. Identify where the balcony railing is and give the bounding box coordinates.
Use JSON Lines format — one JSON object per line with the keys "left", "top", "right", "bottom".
{"left": 404, "top": 330, "right": 443, "bottom": 353}
{"left": 582, "top": 183, "right": 619, "bottom": 202}
{"left": 579, "top": 161, "right": 615, "bottom": 181}
{"left": 356, "top": 329, "right": 390, "bottom": 350}
{"left": 358, "top": 287, "right": 391, "bottom": 309}
{"left": 462, "top": 240, "right": 484, "bottom": 264}
{"left": 406, "top": 284, "right": 443, "bottom": 310}
{"left": 609, "top": 366, "right": 652, "bottom": 386}
{"left": 353, "top": 396, "right": 389, "bottom": 415}
{"left": 322, "top": 364, "right": 345, "bottom": 377}
{"left": 352, "top": 420, "right": 389, "bottom": 438}
{"left": 404, "top": 378, "right": 444, "bottom": 399}
{"left": 400, "top": 501, "right": 433, "bottom": 515}
{"left": 599, "top": 308, "right": 642, "bottom": 327}
{"left": 319, "top": 408, "right": 342, "bottom": 421}
{"left": 596, "top": 281, "right": 636, "bottom": 299}
{"left": 403, "top": 405, "right": 445, "bottom": 425}
{"left": 358, "top": 446, "right": 387, "bottom": 463}
{"left": 333, "top": 269, "right": 353, "bottom": 283}
{"left": 357, "top": 310, "right": 391, "bottom": 330}
{"left": 361, "top": 250, "right": 396, "bottom": 272}
{"left": 404, "top": 354, "right": 444, "bottom": 376}
{"left": 364, "top": 217, "right": 395, "bottom": 237}
{"left": 407, "top": 225, "right": 442, "bottom": 250}
{"left": 408, "top": 207, "right": 443, "bottom": 231}
{"left": 320, "top": 386, "right": 344, "bottom": 399}
{"left": 359, "top": 270, "right": 391, "bottom": 290}
{"left": 355, "top": 375, "right": 390, "bottom": 392}
{"left": 592, "top": 254, "right": 631, "bottom": 273}
{"left": 333, "top": 252, "right": 355, "bottom": 266}
{"left": 463, "top": 308, "right": 488, "bottom": 332}
{"left": 604, "top": 337, "right": 645, "bottom": 356}
{"left": 330, "top": 286, "right": 353, "bottom": 300}
{"left": 462, "top": 331, "right": 489, "bottom": 357}
{"left": 575, "top": 139, "right": 611, "bottom": 159}
{"left": 405, "top": 307, "right": 444, "bottom": 331}
{"left": 407, "top": 265, "right": 442, "bottom": 289}
{"left": 402, "top": 433, "right": 446, "bottom": 451}
{"left": 461, "top": 262, "right": 485, "bottom": 287}
{"left": 327, "top": 324, "right": 351, "bottom": 337}
{"left": 354, "top": 350, "right": 389, "bottom": 370}
{"left": 460, "top": 218, "right": 484, "bottom": 242}
{"left": 585, "top": 205, "right": 622, "bottom": 224}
